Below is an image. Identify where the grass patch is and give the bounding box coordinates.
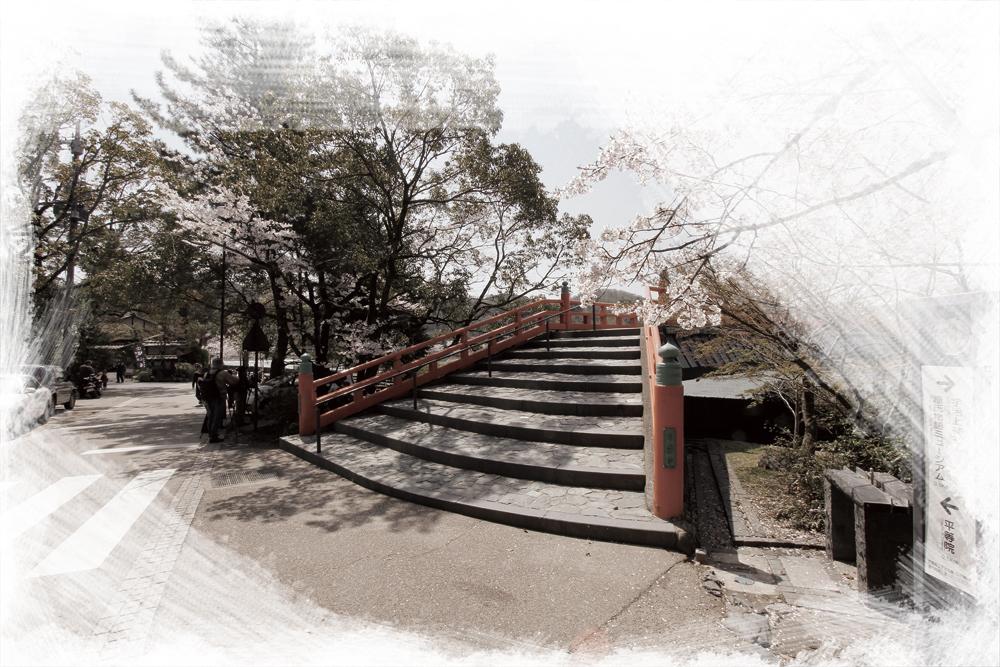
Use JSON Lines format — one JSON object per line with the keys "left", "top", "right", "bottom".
{"left": 719, "top": 440, "right": 819, "bottom": 533}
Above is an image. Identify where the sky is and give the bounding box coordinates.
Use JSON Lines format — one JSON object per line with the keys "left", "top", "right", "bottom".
{"left": 9, "top": 0, "right": 986, "bottom": 237}
{"left": 5, "top": 1, "right": 996, "bottom": 240}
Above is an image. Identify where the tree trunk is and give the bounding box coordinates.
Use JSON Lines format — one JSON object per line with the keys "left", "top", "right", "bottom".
{"left": 268, "top": 273, "right": 290, "bottom": 377}
{"left": 800, "top": 385, "right": 817, "bottom": 454}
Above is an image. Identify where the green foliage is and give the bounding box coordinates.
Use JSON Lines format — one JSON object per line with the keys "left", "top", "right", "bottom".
{"left": 258, "top": 387, "right": 298, "bottom": 431}
{"left": 759, "top": 428, "right": 911, "bottom": 531}
{"left": 133, "top": 369, "right": 154, "bottom": 382}
{"left": 173, "top": 363, "right": 196, "bottom": 380}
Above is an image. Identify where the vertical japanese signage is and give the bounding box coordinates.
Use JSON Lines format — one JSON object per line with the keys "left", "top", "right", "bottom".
{"left": 921, "top": 365, "right": 976, "bottom": 597}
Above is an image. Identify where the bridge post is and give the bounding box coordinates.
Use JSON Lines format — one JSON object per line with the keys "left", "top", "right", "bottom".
{"left": 560, "top": 281, "right": 570, "bottom": 327}
{"left": 652, "top": 343, "right": 684, "bottom": 519}
{"left": 298, "top": 354, "right": 315, "bottom": 436}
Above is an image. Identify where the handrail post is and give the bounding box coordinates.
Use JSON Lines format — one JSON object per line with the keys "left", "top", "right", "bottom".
{"left": 546, "top": 319, "right": 551, "bottom": 352}
{"left": 298, "top": 354, "right": 315, "bottom": 436}
{"left": 460, "top": 331, "right": 469, "bottom": 359}
{"left": 514, "top": 309, "right": 522, "bottom": 337}
{"left": 592, "top": 303, "right": 597, "bottom": 331}
{"left": 651, "top": 343, "right": 684, "bottom": 519}
{"left": 315, "top": 403, "right": 321, "bottom": 453}
{"left": 559, "top": 281, "right": 569, "bottom": 327}
{"left": 412, "top": 371, "right": 418, "bottom": 410}
{"left": 487, "top": 339, "right": 493, "bottom": 377}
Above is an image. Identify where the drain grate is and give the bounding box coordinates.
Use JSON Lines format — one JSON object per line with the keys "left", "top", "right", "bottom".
{"left": 209, "top": 470, "right": 277, "bottom": 489}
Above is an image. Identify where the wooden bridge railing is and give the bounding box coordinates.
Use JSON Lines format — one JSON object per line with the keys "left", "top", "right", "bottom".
{"left": 297, "top": 283, "right": 642, "bottom": 440}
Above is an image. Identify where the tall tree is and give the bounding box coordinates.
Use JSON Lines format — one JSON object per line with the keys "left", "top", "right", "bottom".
{"left": 139, "top": 20, "right": 585, "bottom": 372}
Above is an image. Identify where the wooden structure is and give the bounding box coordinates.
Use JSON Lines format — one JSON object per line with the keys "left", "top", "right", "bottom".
{"left": 298, "top": 285, "right": 642, "bottom": 437}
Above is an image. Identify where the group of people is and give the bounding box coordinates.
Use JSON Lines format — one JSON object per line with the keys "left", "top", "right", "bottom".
{"left": 193, "top": 358, "right": 258, "bottom": 444}
{"left": 75, "top": 360, "right": 116, "bottom": 389}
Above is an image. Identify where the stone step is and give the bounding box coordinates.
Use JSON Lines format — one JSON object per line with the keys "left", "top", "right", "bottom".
{"left": 552, "top": 328, "right": 640, "bottom": 339}
{"left": 503, "top": 347, "right": 640, "bottom": 360}
{"left": 419, "top": 383, "right": 642, "bottom": 417}
{"left": 336, "top": 413, "right": 644, "bottom": 490}
{"left": 278, "top": 433, "right": 691, "bottom": 553}
{"left": 378, "top": 398, "right": 643, "bottom": 449}
{"left": 450, "top": 371, "right": 642, "bottom": 393}
{"left": 522, "top": 335, "right": 639, "bottom": 349}
{"left": 484, "top": 358, "right": 643, "bottom": 376}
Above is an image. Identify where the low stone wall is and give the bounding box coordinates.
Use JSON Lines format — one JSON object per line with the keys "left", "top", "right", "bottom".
{"left": 825, "top": 468, "right": 912, "bottom": 594}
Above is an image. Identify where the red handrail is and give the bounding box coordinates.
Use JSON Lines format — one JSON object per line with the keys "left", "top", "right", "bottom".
{"left": 299, "top": 288, "right": 646, "bottom": 438}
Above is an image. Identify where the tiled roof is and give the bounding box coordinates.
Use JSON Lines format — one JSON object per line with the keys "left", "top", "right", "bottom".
{"left": 662, "top": 327, "right": 755, "bottom": 370}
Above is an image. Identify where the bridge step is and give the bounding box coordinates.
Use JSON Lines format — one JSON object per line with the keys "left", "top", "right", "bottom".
{"left": 448, "top": 370, "right": 642, "bottom": 393}
{"left": 502, "top": 347, "right": 640, "bottom": 360}
{"left": 284, "top": 321, "right": 695, "bottom": 552}
{"left": 378, "top": 399, "right": 643, "bottom": 449}
{"left": 336, "top": 413, "right": 644, "bottom": 490}
{"left": 418, "top": 383, "right": 642, "bottom": 417}
{"left": 278, "top": 432, "right": 691, "bottom": 553}
{"left": 484, "top": 358, "right": 642, "bottom": 375}
{"left": 552, "top": 328, "right": 640, "bottom": 338}
{"left": 522, "top": 335, "right": 639, "bottom": 348}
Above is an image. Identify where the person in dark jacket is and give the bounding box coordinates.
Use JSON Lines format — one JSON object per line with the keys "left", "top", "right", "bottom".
{"left": 200, "top": 358, "right": 239, "bottom": 444}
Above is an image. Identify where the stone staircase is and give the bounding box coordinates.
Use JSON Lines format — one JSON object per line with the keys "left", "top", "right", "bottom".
{"left": 279, "top": 328, "right": 692, "bottom": 553}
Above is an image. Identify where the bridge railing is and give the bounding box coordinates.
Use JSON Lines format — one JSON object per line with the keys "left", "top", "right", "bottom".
{"left": 297, "top": 283, "right": 642, "bottom": 443}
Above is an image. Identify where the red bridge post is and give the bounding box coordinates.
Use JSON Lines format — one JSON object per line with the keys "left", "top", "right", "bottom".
{"left": 652, "top": 343, "right": 684, "bottom": 519}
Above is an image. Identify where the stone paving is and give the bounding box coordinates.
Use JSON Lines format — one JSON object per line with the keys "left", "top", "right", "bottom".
{"left": 504, "top": 346, "right": 640, "bottom": 358}
{"left": 451, "top": 370, "right": 642, "bottom": 391}
{"left": 524, "top": 334, "right": 639, "bottom": 347}
{"left": 705, "top": 546, "right": 912, "bottom": 659}
{"left": 488, "top": 357, "right": 642, "bottom": 373}
{"left": 294, "top": 432, "right": 659, "bottom": 523}
{"left": 381, "top": 398, "right": 643, "bottom": 443}
{"left": 341, "top": 413, "right": 642, "bottom": 471}
{"left": 423, "top": 382, "right": 643, "bottom": 407}
{"left": 94, "top": 472, "right": 204, "bottom": 659}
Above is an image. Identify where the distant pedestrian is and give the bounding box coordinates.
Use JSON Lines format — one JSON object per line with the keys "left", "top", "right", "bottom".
{"left": 100, "top": 370, "right": 108, "bottom": 389}
{"left": 192, "top": 364, "right": 204, "bottom": 407}
{"left": 115, "top": 362, "right": 125, "bottom": 383}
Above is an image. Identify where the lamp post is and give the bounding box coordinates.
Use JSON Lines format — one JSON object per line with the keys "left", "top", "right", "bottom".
{"left": 64, "top": 122, "right": 89, "bottom": 292}
{"left": 219, "top": 243, "right": 227, "bottom": 362}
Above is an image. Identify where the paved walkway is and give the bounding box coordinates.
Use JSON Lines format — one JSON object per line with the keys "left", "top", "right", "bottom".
{"left": 343, "top": 413, "right": 642, "bottom": 472}
{"left": 705, "top": 546, "right": 916, "bottom": 660}
{"left": 3, "top": 382, "right": 748, "bottom": 664}
{"left": 287, "top": 432, "right": 653, "bottom": 522}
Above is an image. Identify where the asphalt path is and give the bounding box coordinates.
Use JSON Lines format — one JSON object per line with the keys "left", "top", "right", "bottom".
{"left": 1, "top": 381, "right": 746, "bottom": 664}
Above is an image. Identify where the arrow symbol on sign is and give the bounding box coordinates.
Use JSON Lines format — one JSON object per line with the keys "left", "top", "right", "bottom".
{"left": 936, "top": 375, "right": 955, "bottom": 393}
{"left": 940, "top": 497, "right": 959, "bottom": 515}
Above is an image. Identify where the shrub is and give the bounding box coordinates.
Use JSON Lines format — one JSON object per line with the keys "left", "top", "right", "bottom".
{"left": 758, "top": 428, "right": 911, "bottom": 531}
{"left": 258, "top": 387, "right": 298, "bottom": 431}
{"left": 174, "top": 363, "right": 196, "bottom": 381}
{"left": 134, "top": 369, "right": 154, "bottom": 382}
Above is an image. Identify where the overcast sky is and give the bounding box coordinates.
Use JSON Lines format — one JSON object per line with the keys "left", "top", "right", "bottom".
{"left": 2, "top": 1, "right": 995, "bottom": 238}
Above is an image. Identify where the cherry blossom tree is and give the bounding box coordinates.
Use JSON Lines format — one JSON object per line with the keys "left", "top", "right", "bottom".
{"left": 136, "top": 20, "right": 585, "bottom": 372}
{"left": 564, "top": 33, "right": 985, "bottom": 429}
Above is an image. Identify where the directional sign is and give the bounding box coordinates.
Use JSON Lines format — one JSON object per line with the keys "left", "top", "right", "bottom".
{"left": 921, "top": 365, "right": 976, "bottom": 597}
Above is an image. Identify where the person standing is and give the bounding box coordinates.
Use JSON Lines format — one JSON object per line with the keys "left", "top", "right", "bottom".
{"left": 100, "top": 370, "right": 108, "bottom": 389}
{"left": 115, "top": 362, "right": 125, "bottom": 383}
{"left": 201, "top": 358, "right": 239, "bottom": 444}
{"left": 192, "top": 363, "right": 204, "bottom": 407}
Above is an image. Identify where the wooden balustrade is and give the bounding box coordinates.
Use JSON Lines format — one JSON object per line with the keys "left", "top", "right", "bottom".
{"left": 298, "top": 291, "right": 646, "bottom": 436}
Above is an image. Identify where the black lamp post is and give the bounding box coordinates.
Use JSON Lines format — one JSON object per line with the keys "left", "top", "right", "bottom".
{"left": 219, "top": 243, "right": 226, "bottom": 362}
{"left": 242, "top": 302, "right": 269, "bottom": 431}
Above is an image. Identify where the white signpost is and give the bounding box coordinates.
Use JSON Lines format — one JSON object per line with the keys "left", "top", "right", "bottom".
{"left": 921, "top": 365, "right": 977, "bottom": 597}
